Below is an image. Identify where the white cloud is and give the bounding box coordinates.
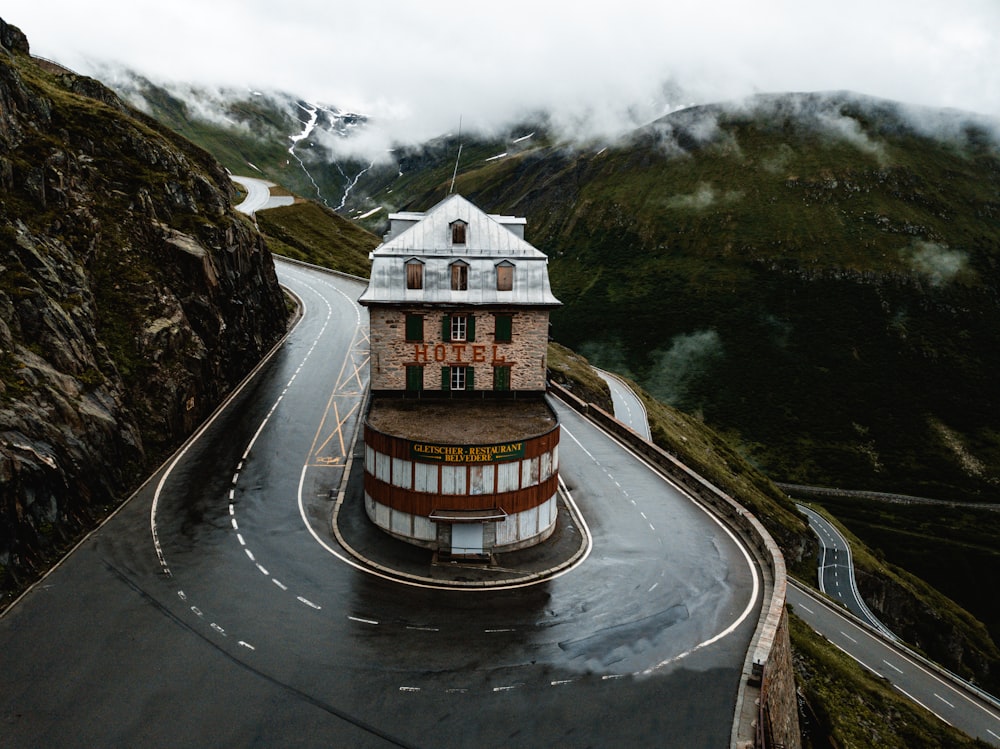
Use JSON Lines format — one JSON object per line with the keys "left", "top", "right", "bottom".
{"left": 907, "top": 241, "right": 970, "bottom": 286}
{"left": 6, "top": 0, "right": 1000, "bottom": 148}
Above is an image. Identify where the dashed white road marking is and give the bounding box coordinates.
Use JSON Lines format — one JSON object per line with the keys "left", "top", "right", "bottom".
{"left": 272, "top": 579, "right": 288, "bottom": 591}
{"left": 348, "top": 615, "right": 378, "bottom": 624}
{"left": 934, "top": 693, "right": 956, "bottom": 709}
{"left": 840, "top": 631, "right": 858, "bottom": 644}
{"left": 297, "top": 596, "right": 322, "bottom": 610}
{"left": 882, "top": 659, "right": 903, "bottom": 674}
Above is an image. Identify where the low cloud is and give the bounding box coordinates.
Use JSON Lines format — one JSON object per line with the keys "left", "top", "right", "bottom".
{"left": 907, "top": 240, "right": 970, "bottom": 286}
{"left": 666, "top": 183, "right": 743, "bottom": 210}
{"left": 10, "top": 0, "right": 1000, "bottom": 163}
{"left": 646, "top": 330, "right": 724, "bottom": 406}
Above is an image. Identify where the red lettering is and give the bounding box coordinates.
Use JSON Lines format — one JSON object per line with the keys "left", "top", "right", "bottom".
{"left": 472, "top": 345, "right": 486, "bottom": 363}
{"left": 452, "top": 344, "right": 466, "bottom": 362}
{"left": 433, "top": 344, "right": 446, "bottom": 362}
{"left": 413, "top": 344, "right": 428, "bottom": 362}
{"left": 491, "top": 345, "right": 507, "bottom": 363}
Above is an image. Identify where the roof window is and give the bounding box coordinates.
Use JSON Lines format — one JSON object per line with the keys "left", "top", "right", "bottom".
{"left": 450, "top": 260, "right": 469, "bottom": 291}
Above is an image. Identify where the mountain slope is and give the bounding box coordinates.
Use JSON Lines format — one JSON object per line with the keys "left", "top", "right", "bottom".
{"left": 0, "top": 20, "right": 287, "bottom": 600}
{"left": 374, "top": 93, "right": 1000, "bottom": 506}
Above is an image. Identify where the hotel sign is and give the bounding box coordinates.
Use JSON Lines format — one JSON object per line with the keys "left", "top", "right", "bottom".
{"left": 411, "top": 440, "right": 525, "bottom": 463}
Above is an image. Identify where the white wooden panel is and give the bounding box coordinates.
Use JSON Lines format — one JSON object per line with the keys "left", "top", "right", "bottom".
{"left": 414, "top": 462, "right": 438, "bottom": 493}
{"left": 495, "top": 516, "right": 518, "bottom": 545}
{"left": 468, "top": 464, "right": 495, "bottom": 495}
{"left": 391, "top": 457, "right": 411, "bottom": 488}
{"left": 375, "top": 500, "right": 391, "bottom": 528}
{"left": 390, "top": 508, "right": 410, "bottom": 535}
{"left": 365, "top": 445, "right": 375, "bottom": 473}
{"left": 497, "top": 461, "right": 519, "bottom": 492}
{"left": 519, "top": 506, "right": 538, "bottom": 538}
{"left": 441, "top": 465, "right": 466, "bottom": 495}
{"left": 540, "top": 451, "right": 552, "bottom": 482}
{"left": 552, "top": 444, "right": 559, "bottom": 473}
{"left": 413, "top": 514, "right": 436, "bottom": 541}
{"left": 522, "top": 456, "right": 539, "bottom": 487}
{"left": 376, "top": 452, "right": 391, "bottom": 483}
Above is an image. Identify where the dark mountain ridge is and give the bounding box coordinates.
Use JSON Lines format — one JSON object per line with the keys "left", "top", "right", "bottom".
{"left": 0, "top": 19, "right": 287, "bottom": 600}
{"left": 370, "top": 92, "right": 1000, "bottom": 508}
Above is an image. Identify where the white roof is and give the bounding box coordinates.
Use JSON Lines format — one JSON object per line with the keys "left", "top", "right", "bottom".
{"left": 358, "top": 194, "right": 561, "bottom": 307}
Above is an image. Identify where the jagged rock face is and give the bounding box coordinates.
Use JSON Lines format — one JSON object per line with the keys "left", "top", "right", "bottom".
{"left": 0, "top": 19, "right": 287, "bottom": 596}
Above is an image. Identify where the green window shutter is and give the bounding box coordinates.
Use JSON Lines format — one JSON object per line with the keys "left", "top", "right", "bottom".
{"left": 406, "top": 366, "right": 423, "bottom": 391}
{"left": 494, "top": 365, "right": 510, "bottom": 391}
{"left": 467, "top": 315, "right": 476, "bottom": 342}
{"left": 495, "top": 315, "right": 512, "bottom": 342}
{"left": 441, "top": 366, "right": 450, "bottom": 391}
{"left": 405, "top": 314, "right": 423, "bottom": 342}
{"left": 465, "top": 367, "right": 474, "bottom": 391}
{"left": 441, "top": 314, "right": 451, "bottom": 342}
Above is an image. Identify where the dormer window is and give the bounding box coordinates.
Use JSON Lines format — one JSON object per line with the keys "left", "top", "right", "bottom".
{"left": 496, "top": 260, "right": 515, "bottom": 291}
{"left": 451, "top": 220, "right": 467, "bottom": 245}
{"left": 405, "top": 258, "right": 424, "bottom": 289}
{"left": 450, "top": 260, "right": 469, "bottom": 291}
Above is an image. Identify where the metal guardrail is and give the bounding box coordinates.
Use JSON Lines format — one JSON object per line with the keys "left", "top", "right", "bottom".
{"left": 789, "top": 577, "right": 1000, "bottom": 714}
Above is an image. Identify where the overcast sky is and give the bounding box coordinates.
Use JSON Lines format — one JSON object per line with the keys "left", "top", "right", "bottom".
{"left": 6, "top": 0, "right": 1000, "bottom": 144}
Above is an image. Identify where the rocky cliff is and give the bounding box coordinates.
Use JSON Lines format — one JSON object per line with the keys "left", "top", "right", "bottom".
{"left": 0, "top": 19, "right": 288, "bottom": 602}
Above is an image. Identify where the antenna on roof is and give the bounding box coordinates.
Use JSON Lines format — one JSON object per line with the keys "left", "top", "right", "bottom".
{"left": 449, "top": 115, "right": 463, "bottom": 195}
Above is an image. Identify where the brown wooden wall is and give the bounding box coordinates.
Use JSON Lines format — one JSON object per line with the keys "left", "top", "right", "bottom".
{"left": 364, "top": 472, "right": 559, "bottom": 516}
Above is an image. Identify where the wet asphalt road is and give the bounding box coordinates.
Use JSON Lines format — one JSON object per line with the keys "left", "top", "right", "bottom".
{"left": 0, "top": 260, "right": 761, "bottom": 748}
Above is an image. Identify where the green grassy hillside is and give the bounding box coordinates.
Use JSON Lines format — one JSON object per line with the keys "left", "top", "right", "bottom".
{"left": 379, "top": 94, "right": 1000, "bottom": 508}
{"left": 254, "top": 201, "right": 379, "bottom": 277}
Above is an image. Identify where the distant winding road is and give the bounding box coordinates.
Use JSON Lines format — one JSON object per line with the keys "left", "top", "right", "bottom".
{"left": 231, "top": 174, "right": 295, "bottom": 213}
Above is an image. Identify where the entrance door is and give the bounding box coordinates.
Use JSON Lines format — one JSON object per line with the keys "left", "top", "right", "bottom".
{"left": 451, "top": 523, "right": 483, "bottom": 556}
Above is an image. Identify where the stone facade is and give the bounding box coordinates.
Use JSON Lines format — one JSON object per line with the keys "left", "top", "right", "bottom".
{"left": 369, "top": 306, "right": 549, "bottom": 393}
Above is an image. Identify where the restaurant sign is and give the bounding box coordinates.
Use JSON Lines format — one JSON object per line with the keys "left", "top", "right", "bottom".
{"left": 411, "top": 440, "right": 525, "bottom": 463}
